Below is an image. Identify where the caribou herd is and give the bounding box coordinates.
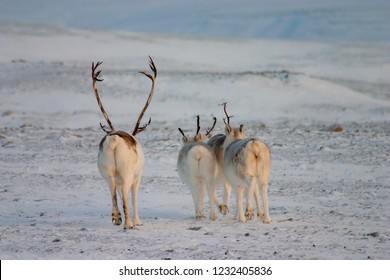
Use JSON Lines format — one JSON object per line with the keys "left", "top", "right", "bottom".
{"left": 91, "top": 57, "right": 271, "bottom": 229}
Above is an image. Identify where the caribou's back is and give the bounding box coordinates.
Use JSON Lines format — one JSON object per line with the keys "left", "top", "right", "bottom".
{"left": 98, "top": 131, "right": 144, "bottom": 181}
{"left": 177, "top": 142, "right": 216, "bottom": 184}
{"left": 223, "top": 138, "right": 271, "bottom": 182}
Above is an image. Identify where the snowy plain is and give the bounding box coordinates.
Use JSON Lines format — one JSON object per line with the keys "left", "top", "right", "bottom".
{"left": 0, "top": 0, "right": 390, "bottom": 260}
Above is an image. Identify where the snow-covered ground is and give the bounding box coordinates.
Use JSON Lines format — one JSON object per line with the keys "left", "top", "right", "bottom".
{"left": 0, "top": 1, "right": 389, "bottom": 260}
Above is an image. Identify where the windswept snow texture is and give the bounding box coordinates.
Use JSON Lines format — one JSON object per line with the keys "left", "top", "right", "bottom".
{"left": 0, "top": 1, "right": 389, "bottom": 260}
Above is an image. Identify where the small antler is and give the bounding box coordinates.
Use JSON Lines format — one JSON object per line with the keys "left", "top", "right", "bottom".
{"left": 219, "top": 102, "right": 233, "bottom": 130}
{"left": 205, "top": 117, "right": 217, "bottom": 136}
{"left": 178, "top": 128, "right": 188, "bottom": 142}
{"left": 132, "top": 56, "right": 157, "bottom": 136}
{"left": 91, "top": 61, "right": 115, "bottom": 133}
{"left": 196, "top": 115, "right": 201, "bottom": 137}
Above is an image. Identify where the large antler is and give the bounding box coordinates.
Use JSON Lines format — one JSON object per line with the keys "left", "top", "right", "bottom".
{"left": 91, "top": 61, "right": 115, "bottom": 133}
{"left": 205, "top": 117, "right": 217, "bottom": 136}
{"left": 132, "top": 56, "right": 157, "bottom": 136}
{"left": 219, "top": 102, "right": 233, "bottom": 130}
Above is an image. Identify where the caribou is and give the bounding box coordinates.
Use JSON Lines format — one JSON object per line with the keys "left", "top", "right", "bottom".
{"left": 177, "top": 116, "right": 225, "bottom": 220}
{"left": 220, "top": 103, "right": 272, "bottom": 223}
{"left": 91, "top": 57, "right": 157, "bottom": 229}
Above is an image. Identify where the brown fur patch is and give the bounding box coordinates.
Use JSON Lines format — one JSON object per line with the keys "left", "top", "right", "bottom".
{"left": 99, "top": 135, "right": 108, "bottom": 151}
{"left": 99, "top": 130, "right": 138, "bottom": 152}
{"left": 113, "top": 131, "right": 137, "bottom": 148}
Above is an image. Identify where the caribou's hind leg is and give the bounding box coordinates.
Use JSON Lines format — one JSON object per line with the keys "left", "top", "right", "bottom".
{"left": 108, "top": 177, "right": 122, "bottom": 226}
{"left": 132, "top": 177, "right": 143, "bottom": 226}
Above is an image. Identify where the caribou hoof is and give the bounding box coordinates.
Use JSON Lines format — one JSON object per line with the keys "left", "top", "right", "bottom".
{"left": 219, "top": 205, "right": 229, "bottom": 215}
{"left": 209, "top": 213, "right": 218, "bottom": 221}
{"left": 112, "top": 215, "right": 122, "bottom": 226}
{"left": 258, "top": 212, "right": 265, "bottom": 222}
{"left": 124, "top": 223, "right": 135, "bottom": 230}
{"left": 245, "top": 208, "right": 255, "bottom": 220}
{"left": 134, "top": 219, "right": 143, "bottom": 226}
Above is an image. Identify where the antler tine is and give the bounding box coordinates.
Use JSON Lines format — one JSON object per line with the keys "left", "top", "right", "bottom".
{"left": 92, "top": 61, "right": 104, "bottom": 81}
{"left": 134, "top": 117, "right": 151, "bottom": 134}
{"left": 139, "top": 56, "right": 157, "bottom": 81}
{"left": 219, "top": 102, "right": 233, "bottom": 129}
{"left": 133, "top": 56, "right": 157, "bottom": 136}
{"left": 205, "top": 117, "right": 217, "bottom": 136}
{"left": 196, "top": 115, "right": 201, "bottom": 136}
{"left": 148, "top": 55, "right": 157, "bottom": 79}
{"left": 99, "top": 122, "right": 111, "bottom": 133}
{"left": 91, "top": 61, "right": 115, "bottom": 133}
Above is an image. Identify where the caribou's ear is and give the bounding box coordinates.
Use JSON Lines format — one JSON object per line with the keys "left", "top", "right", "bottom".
{"left": 239, "top": 124, "right": 244, "bottom": 133}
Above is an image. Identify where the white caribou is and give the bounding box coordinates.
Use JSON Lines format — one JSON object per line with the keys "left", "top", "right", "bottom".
{"left": 220, "top": 103, "right": 272, "bottom": 223}
{"left": 177, "top": 116, "right": 225, "bottom": 220}
{"left": 91, "top": 57, "right": 157, "bottom": 229}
